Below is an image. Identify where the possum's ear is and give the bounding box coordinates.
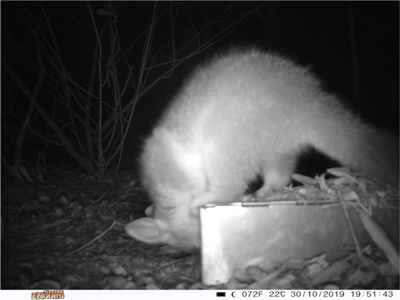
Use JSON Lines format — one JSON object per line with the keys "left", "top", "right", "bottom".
{"left": 125, "top": 218, "right": 170, "bottom": 244}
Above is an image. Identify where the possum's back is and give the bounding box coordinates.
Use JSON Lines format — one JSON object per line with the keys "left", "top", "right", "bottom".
{"left": 157, "top": 49, "right": 372, "bottom": 185}
{"left": 162, "top": 50, "right": 342, "bottom": 149}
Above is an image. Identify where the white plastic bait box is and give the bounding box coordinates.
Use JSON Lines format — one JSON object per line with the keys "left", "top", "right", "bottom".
{"left": 200, "top": 200, "right": 399, "bottom": 285}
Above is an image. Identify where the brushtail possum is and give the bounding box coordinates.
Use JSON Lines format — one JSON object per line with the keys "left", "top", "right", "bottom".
{"left": 125, "top": 48, "right": 399, "bottom": 249}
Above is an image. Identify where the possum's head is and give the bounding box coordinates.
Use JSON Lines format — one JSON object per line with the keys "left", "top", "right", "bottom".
{"left": 125, "top": 127, "right": 208, "bottom": 249}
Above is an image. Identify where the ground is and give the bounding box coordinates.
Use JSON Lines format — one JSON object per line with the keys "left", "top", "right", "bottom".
{"left": 1, "top": 166, "right": 398, "bottom": 289}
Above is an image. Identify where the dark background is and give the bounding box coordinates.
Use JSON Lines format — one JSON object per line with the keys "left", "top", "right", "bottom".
{"left": 2, "top": 1, "right": 399, "bottom": 174}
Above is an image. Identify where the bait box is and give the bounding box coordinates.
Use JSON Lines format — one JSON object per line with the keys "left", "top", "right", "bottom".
{"left": 200, "top": 200, "right": 399, "bottom": 285}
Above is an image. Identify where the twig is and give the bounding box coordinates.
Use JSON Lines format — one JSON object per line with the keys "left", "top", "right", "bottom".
{"left": 338, "top": 191, "right": 362, "bottom": 257}
{"left": 64, "top": 221, "right": 117, "bottom": 257}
